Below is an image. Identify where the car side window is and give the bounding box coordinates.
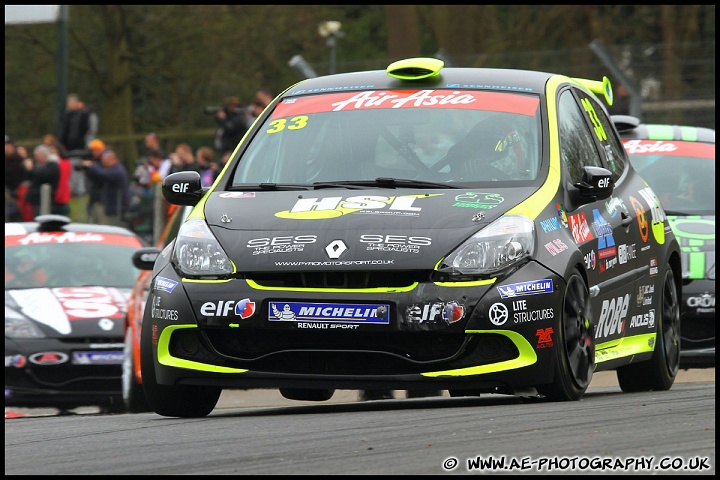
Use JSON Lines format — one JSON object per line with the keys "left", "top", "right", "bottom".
{"left": 573, "top": 90, "right": 627, "bottom": 183}
{"left": 557, "top": 90, "right": 604, "bottom": 184}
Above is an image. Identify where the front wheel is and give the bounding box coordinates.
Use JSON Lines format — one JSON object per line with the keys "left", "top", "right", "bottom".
{"left": 617, "top": 266, "right": 680, "bottom": 392}
{"left": 537, "top": 268, "right": 594, "bottom": 401}
{"left": 140, "top": 321, "right": 221, "bottom": 418}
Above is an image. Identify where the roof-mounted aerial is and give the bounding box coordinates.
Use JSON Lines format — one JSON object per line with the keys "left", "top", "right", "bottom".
{"left": 386, "top": 57, "right": 444, "bottom": 80}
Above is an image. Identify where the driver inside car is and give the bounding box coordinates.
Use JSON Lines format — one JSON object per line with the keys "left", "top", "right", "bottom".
{"left": 445, "top": 117, "right": 526, "bottom": 182}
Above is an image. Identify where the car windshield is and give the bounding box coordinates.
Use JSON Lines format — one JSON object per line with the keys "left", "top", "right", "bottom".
{"left": 5, "top": 240, "right": 142, "bottom": 289}
{"left": 626, "top": 141, "right": 715, "bottom": 214}
{"left": 232, "top": 89, "right": 542, "bottom": 187}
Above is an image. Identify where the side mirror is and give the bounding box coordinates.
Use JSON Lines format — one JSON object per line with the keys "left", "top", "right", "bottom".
{"left": 132, "top": 247, "right": 162, "bottom": 270}
{"left": 161, "top": 171, "right": 207, "bottom": 206}
{"left": 573, "top": 166, "right": 614, "bottom": 202}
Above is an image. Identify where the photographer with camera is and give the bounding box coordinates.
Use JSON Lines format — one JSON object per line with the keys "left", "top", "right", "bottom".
{"left": 207, "top": 96, "right": 249, "bottom": 157}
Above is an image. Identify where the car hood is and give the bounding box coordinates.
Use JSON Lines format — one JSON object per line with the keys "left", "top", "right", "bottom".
{"left": 204, "top": 188, "right": 532, "bottom": 271}
{"left": 5, "top": 287, "right": 131, "bottom": 338}
{"left": 667, "top": 214, "right": 715, "bottom": 280}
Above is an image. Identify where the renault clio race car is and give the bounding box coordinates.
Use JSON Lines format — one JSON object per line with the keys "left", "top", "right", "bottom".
{"left": 140, "top": 58, "right": 682, "bottom": 417}
{"left": 5, "top": 215, "right": 145, "bottom": 413}
{"left": 613, "top": 115, "right": 715, "bottom": 368}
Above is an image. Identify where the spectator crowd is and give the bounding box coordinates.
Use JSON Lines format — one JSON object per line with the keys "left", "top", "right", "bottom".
{"left": 5, "top": 88, "right": 273, "bottom": 244}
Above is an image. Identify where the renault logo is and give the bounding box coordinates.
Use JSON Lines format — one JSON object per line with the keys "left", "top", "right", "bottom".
{"left": 325, "top": 240, "right": 348, "bottom": 259}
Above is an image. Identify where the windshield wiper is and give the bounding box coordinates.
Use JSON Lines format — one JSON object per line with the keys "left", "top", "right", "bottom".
{"left": 313, "top": 177, "right": 457, "bottom": 190}
{"left": 228, "top": 183, "right": 312, "bottom": 191}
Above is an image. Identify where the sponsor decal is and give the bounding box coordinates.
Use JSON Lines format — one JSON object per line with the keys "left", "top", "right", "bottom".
{"left": 584, "top": 250, "right": 596, "bottom": 270}
{"left": 453, "top": 192, "right": 505, "bottom": 209}
{"left": 247, "top": 235, "right": 317, "bottom": 255}
{"left": 649, "top": 257, "right": 659, "bottom": 277}
{"left": 629, "top": 196, "right": 649, "bottom": 242}
{"left": 592, "top": 209, "right": 616, "bottom": 257}
{"left": 617, "top": 243, "right": 636, "bottom": 265}
{"left": 155, "top": 276, "right": 178, "bottom": 293}
{"left": 199, "top": 298, "right": 256, "bottom": 319}
{"left": 274, "top": 90, "right": 541, "bottom": 117}
{"left": 29, "top": 352, "right": 69, "bottom": 365}
{"left": 511, "top": 299, "right": 554, "bottom": 323}
{"left": 275, "top": 259, "right": 394, "bottom": 267}
{"left": 623, "top": 139, "right": 715, "bottom": 158}
{"left": 297, "top": 323, "right": 360, "bottom": 329}
{"left": 568, "top": 212, "right": 593, "bottom": 244}
{"left": 9, "top": 288, "right": 126, "bottom": 336}
{"left": 54, "top": 287, "right": 125, "bottom": 320}
{"left": 5, "top": 354, "right": 26, "bottom": 368}
{"left": 556, "top": 203, "right": 569, "bottom": 228}
{"left": 539, "top": 216, "right": 562, "bottom": 233}
{"left": 268, "top": 301, "right": 389, "bottom": 324}
{"left": 536, "top": 327, "right": 554, "bottom": 348}
{"left": 72, "top": 351, "right": 124, "bottom": 365}
{"left": 605, "top": 197, "right": 626, "bottom": 218}
{"left": 596, "top": 294, "right": 629, "bottom": 339}
{"left": 638, "top": 187, "right": 666, "bottom": 244}
{"left": 151, "top": 324, "right": 158, "bottom": 345}
{"left": 629, "top": 309, "right": 655, "bottom": 328}
{"left": 488, "top": 302, "right": 509, "bottom": 326}
{"left": 275, "top": 194, "right": 440, "bottom": 220}
{"left": 405, "top": 302, "right": 465, "bottom": 325}
{"left": 687, "top": 294, "right": 715, "bottom": 313}
{"left": 6, "top": 232, "right": 139, "bottom": 248}
{"left": 636, "top": 284, "right": 655, "bottom": 306}
{"left": 497, "top": 279, "right": 553, "bottom": 298}
{"left": 599, "top": 256, "right": 617, "bottom": 273}
{"left": 544, "top": 239, "right": 568, "bottom": 256}
{"left": 360, "top": 234, "right": 431, "bottom": 254}
{"left": 151, "top": 296, "right": 180, "bottom": 321}
{"left": 219, "top": 192, "right": 256, "bottom": 198}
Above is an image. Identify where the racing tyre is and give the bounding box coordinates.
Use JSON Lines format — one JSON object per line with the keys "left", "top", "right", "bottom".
{"left": 617, "top": 266, "right": 680, "bottom": 392}
{"left": 538, "top": 268, "right": 594, "bottom": 401}
{"left": 140, "top": 323, "right": 221, "bottom": 418}
{"left": 122, "top": 328, "right": 151, "bottom": 413}
{"left": 279, "top": 388, "right": 335, "bottom": 401}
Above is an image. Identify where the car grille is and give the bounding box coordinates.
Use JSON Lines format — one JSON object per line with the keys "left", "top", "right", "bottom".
{"left": 248, "top": 270, "right": 432, "bottom": 289}
{"left": 169, "top": 329, "right": 519, "bottom": 375}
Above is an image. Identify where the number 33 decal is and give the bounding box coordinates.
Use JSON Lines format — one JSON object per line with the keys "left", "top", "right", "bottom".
{"left": 266, "top": 116, "right": 309, "bottom": 134}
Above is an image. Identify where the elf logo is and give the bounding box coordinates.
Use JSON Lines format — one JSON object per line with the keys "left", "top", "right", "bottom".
{"left": 200, "top": 298, "right": 256, "bottom": 318}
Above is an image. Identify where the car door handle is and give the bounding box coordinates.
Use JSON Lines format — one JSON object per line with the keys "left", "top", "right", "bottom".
{"left": 621, "top": 211, "right": 632, "bottom": 227}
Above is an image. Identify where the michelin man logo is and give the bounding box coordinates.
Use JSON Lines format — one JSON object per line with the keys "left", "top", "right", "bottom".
{"left": 272, "top": 303, "right": 297, "bottom": 321}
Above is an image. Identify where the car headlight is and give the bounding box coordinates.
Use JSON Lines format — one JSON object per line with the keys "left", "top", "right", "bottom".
{"left": 5, "top": 307, "right": 46, "bottom": 338}
{"left": 172, "top": 218, "right": 234, "bottom": 277}
{"left": 439, "top": 215, "right": 535, "bottom": 276}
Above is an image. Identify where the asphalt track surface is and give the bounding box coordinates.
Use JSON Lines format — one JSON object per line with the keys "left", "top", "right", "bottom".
{"left": 4, "top": 369, "right": 715, "bottom": 475}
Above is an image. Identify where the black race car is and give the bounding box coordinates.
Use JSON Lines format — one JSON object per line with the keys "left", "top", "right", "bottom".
{"left": 139, "top": 57, "right": 683, "bottom": 417}
{"left": 5, "top": 215, "right": 145, "bottom": 413}
{"left": 613, "top": 115, "right": 715, "bottom": 368}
